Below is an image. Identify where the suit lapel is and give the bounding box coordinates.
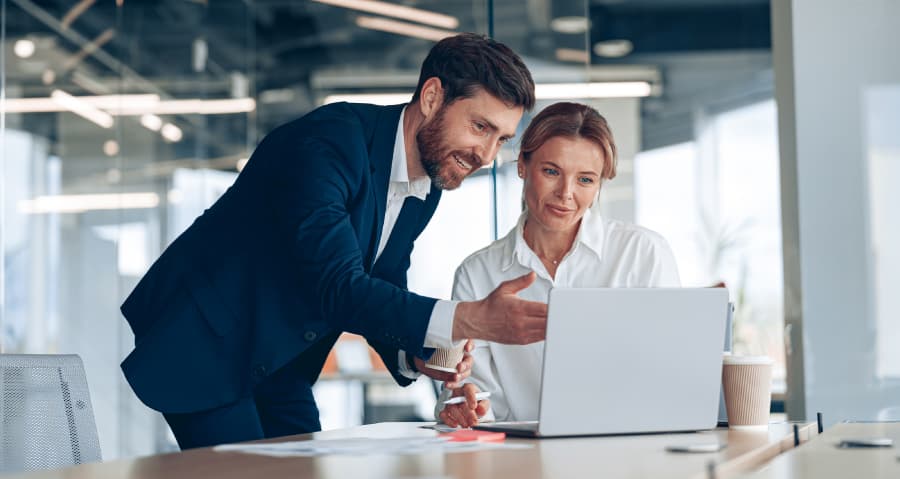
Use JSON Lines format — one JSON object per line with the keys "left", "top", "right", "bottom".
{"left": 366, "top": 103, "right": 405, "bottom": 269}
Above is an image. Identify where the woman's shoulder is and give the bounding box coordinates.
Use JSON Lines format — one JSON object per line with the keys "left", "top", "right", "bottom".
{"left": 456, "top": 234, "right": 512, "bottom": 274}
{"left": 597, "top": 217, "right": 673, "bottom": 253}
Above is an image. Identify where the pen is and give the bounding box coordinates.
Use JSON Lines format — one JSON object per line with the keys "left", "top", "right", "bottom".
{"left": 443, "top": 391, "right": 491, "bottom": 405}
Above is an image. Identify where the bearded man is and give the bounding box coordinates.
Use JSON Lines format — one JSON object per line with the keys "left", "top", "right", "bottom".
{"left": 119, "top": 33, "right": 547, "bottom": 449}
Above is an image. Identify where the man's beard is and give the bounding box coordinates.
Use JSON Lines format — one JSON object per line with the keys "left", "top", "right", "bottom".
{"left": 416, "top": 107, "right": 480, "bottom": 191}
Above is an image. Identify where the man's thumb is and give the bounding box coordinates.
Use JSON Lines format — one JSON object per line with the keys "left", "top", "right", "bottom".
{"left": 498, "top": 271, "right": 536, "bottom": 294}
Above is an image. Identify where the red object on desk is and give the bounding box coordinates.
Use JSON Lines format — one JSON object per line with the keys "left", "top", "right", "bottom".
{"left": 440, "top": 429, "right": 506, "bottom": 443}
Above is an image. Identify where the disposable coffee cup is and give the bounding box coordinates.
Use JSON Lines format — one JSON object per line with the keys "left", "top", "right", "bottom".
{"left": 722, "top": 355, "right": 773, "bottom": 430}
{"left": 424, "top": 343, "right": 466, "bottom": 373}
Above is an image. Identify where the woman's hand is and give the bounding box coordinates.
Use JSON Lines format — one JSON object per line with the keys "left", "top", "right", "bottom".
{"left": 439, "top": 383, "right": 491, "bottom": 428}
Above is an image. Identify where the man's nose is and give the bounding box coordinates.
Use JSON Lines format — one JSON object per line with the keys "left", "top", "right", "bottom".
{"left": 478, "top": 139, "right": 501, "bottom": 165}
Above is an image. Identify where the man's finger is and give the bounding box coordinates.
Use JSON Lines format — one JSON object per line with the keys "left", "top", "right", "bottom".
{"left": 456, "top": 355, "right": 473, "bottom": 374}
{"left": 516, "top": 298, "right": 548, "bottom": 317}
{"left": 497, "top": 271, "right": 536, "bottom": 294}
{"left": 464, "top": 339, "right": 475, "bottom": 352}
{"left": 476, "top": 399, "right": 490, "bottom": 416}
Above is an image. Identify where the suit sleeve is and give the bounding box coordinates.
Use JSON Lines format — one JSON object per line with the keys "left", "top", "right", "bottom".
{"left": 267, "top": 131, "right": 435, "bottom": 358}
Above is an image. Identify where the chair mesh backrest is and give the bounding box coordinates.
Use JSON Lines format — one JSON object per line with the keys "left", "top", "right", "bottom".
{"left": 0, "top": 354, "right": 102, "bottom": 472}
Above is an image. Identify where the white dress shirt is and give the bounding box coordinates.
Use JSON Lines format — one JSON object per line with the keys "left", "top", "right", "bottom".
{"left": 436, "top": 206, "right": 681, "bottom": 421}
{"left": 379, "top": 107, "right": 459, "bottom": 379}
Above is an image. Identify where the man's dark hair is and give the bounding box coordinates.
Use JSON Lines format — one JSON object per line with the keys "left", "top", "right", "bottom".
{"left": 411, "top": 33, "right": 535, "bottom": 111}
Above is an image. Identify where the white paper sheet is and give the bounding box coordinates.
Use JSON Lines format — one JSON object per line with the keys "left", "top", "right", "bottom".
{"left": 214, "top": 436, "right": 531, "bottom": 457}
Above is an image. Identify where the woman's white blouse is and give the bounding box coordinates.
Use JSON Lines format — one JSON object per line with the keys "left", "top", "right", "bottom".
{"left": 437, "top": 207, "right": 681, "bottom": 422}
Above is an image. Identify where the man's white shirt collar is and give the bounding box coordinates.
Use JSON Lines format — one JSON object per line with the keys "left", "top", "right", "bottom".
{"left": 390, "top": 106, "right": 431, "bottom": 201}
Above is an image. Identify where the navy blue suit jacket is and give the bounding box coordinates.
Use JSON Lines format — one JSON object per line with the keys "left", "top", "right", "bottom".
{"left": 121, "top": 103, "right": 441, "bottom": 414}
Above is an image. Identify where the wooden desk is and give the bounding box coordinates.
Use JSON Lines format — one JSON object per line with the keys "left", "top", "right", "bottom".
{"left": 737, "top": 422, "right": 900, "bottom": 478}
{"left": 3, "top": 422, "right": 814, "bottom": 479}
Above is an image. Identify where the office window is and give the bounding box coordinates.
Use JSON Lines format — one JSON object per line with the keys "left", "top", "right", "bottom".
{"left": 635, "top": 100, "right": 785, "bottom": 388}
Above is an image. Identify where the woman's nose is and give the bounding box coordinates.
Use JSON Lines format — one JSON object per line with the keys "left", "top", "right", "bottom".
{"left": 557, "top": 181, "right": 574, "bottom": 200}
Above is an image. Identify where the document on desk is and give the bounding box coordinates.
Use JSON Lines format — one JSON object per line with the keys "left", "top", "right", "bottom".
{"left": 214, "top": 437, "right": 531, "bottom": 457}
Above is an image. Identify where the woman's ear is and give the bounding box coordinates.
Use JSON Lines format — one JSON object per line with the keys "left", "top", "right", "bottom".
{"left": 417, "top": 77, "right": 444, "bottom": 119}
{"left": 517, "top": 157, "right": 526, "bottom": 179}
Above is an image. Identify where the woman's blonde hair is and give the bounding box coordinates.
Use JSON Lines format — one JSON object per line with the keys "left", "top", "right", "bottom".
{"left": 518, "top": 102, "right": 617, "bottom": 181}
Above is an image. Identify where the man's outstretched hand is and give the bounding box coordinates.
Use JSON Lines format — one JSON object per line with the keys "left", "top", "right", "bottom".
{"left": 453, "top": 272, "right": 547, "bottom": 345}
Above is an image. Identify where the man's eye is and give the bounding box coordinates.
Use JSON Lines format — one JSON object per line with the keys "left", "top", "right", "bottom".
{"left": 473, "top": 122, "right": 486, "bottom": 132}
{"left": 499, "top": 137, "right": 510, "bottom": 145}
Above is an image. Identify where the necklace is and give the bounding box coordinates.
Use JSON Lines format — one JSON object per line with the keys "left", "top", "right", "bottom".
{"left": 539, "top": 253, "right": 563, "bottom": 266}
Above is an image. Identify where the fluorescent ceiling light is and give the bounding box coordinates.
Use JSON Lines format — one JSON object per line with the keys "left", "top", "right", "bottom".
{"left": 550, "top": 16, "right": 590, "bottom": 34}
{"left": 14, "top": 39, "right": 36, "bottom": 58}
{"left": 593, "top": 39, "right": 634, "bottom": 58}
{"left": 356, "top": 16, "right": 456, "bottom": 42}
{"left": 323, "top": 82, "right": 652, "bottom": 105}
{"left": 555, "top": 48, "right": 590, "bottom": 63}
{"left": 140, "top": 113, "right": 163, "bottom": 131}
{"left": 3, "top": 95, "right": 254, "bottom": 115}
{"left": 161, "top": 123, "right": 183, "bottom": 142}
{"left": 323, "top": 92, "right": 412, "bottom": 105}
{"left": 313, "top": 0, "right": 458, "bottom": 29}
{"left": 51, "top": 89, "right": 114, "bottom": 128}
{"left": 112, "top": 98, "right": 256, "bottom": 115}
{"left": 536, "top": 82, "right": 652, "bottom": 99}
{"left": 19, "top": 192, "right": 160, "bottom": 214}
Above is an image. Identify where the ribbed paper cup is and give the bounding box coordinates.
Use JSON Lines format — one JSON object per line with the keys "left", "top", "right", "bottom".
{"left": 722, "top": 356, "right": 773, "bottom": 430}
{"left": 424, "top": 344, "right": 466, "bottom": 373}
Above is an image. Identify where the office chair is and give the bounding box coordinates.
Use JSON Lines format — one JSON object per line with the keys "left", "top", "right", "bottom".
{"left": 0, "top": 354, "right": 102, "bottom": 473}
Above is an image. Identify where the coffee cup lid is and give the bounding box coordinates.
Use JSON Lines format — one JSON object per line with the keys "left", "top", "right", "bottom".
{"left": 723, "top": 355, "right": 773, "bottom": 365}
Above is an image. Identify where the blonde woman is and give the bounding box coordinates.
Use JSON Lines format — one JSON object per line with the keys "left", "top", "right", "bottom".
{"left": 437, "top": 102, "right": 681, "bottom": 427}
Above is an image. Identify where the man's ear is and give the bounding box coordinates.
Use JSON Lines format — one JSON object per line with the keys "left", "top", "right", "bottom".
{"left": 417, "top": 77, "right": 444, "bottom": 119}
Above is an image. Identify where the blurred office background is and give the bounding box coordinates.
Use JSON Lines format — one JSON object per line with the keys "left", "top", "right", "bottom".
{"left": 1, "top": 0, "right": 897, "bottom": 459}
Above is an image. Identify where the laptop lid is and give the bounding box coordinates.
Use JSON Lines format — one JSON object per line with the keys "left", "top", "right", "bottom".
{"left": 536, "top": 288, "right": 729, "bottom": 437}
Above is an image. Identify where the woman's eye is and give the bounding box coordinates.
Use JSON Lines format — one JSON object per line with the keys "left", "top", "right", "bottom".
{"left": 579, "top": 177, "right": 595, "bottom": 184}
{"left": 543, "top": 168, "right": 559, "bottom": 176}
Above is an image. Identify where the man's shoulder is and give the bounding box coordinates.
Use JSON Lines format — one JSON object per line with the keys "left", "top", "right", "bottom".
{"left": 274, "top": 102, "right": 373, "bottom": 137}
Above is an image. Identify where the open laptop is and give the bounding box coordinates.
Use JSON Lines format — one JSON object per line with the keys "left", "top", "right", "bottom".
{"left": 475, "top": 288, "right": 729, "bottom": 438}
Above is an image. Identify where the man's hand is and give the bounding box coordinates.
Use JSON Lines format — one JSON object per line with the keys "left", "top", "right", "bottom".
{"left": 413, "top": 340, "right": 474, "bottom": 389}
{"left": 453, "top": 272, "right": 547, "bottom": 344}
{"left": 439, "top": 383, "right": 490, "bottom": 428}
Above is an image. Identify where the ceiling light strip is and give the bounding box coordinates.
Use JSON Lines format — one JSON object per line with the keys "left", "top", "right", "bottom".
{"left": 50, "top": 89, "right": 114, "bottom": 128}
{"left": 3, "top": 95, "right": 254, "bottom": 115}
{"left": 313, "top": 0, "right": 458, "bottom": 29}
{"left": 356, "top": 16, "right": 456, "bottom": 42}
{"left": 323, "top": 82, "right": 653, "bottom": 105}
{"left": 19, "top": 192, "right": 160, "bottom": 214}
{"left": 535, "top": 82, "right": 652, "bottom": 99}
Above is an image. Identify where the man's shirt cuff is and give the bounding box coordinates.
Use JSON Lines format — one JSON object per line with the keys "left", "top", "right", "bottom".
{"left": 424, "top": 300, "right": 463, "bottom": 349}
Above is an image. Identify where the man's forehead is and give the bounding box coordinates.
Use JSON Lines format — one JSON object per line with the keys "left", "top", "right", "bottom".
{"left": 456, "top": 91, "right": 523, "bottom": 134}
